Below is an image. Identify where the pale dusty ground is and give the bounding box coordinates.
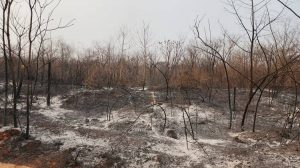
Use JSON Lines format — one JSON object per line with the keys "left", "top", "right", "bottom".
{"left": 1, "top": 87, "right": 300, "bottom": 167}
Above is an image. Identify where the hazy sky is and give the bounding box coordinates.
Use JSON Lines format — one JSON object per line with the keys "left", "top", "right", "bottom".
{"left": 51, "top": 0, "right": 300, "bottom": 47}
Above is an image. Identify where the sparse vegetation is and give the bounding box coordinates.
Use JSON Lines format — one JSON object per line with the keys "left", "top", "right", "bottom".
{"left": 0, "top": 0, "right": 300, "bottom": 167}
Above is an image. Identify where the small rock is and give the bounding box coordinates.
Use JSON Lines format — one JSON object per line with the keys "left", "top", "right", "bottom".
{"left": 166, "top": 129, "right": 178, "bottom": 139}
{"left": 234, "top": 136, "right": 246, "bottom": 143}
{"left": 198, "top": 120, "right": 207, "bottom": 125}
{"left": 54, "top": 141, "right": 64, "bottom": 147}
{"left": 85, "top": 118, "right": 90, "bottom": 123}
{"left": 91, "top": 118, "right": 99, "bottom": 122}
{"left": 146, "top": 125, "right": 152, "bottom": 131}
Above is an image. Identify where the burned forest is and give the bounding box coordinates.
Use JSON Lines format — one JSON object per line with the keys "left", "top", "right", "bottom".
{"left": 0, "top": 0, "right": 300, "bottom": 167}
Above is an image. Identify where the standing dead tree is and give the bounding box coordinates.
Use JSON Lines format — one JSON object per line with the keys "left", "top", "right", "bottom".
{"left": 223, "top": 0, "right": 286, "bottom": 131}
{"left": 138, "top": 23, "right": 151, "bottom": 90}
{"left": 1, "top": 0, "right": 10, "bottom": 126}
{"left": 11, "top": 0, "right": 74, "bottom": 139}
{"left": 194, "top": 23, "right": 236, "bottom": 128}
{"left": 153, "top": 40, "right": 184, "bottom": 100}
{"left": 276, "top": 0, "right": 300, "bottom": 19}
{"left": 116, "top": 26, "right": 130, "bottom": 86}
{"left": 11, "top": 12, "right": 28, "bottom": 101}
{"left": 44, "top": 40, "right": 58, "bottom": 107}
{"left": 1, "top": 0, "right": 18, "bottom": 127}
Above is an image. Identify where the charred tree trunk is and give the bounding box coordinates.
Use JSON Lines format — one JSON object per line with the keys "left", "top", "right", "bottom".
{"left": 40, "top": 58, "right": 46, "bottom": 86}
{"left": 3, "top": 55, "right": 8, "bottom": 126}
{"left": 16, "top": 72, "right": 23, "bottom": 99}
{"left": 1, "top": 0, "right": 8, "bottom": 127}
{"left": 25, "top": 69, "right": 31, "bottom": 139}
{"left": 166, "top": 79, "right": 170, "bottom": 101}
{"left": 222, "top": 60, "right": 233, "bottom": 129}
{"left": 233, "top": 87, "right": 236, "bottom": 111}
{"left": 6, "top": 0, "right": 18, "bottom": 128}
{"left": 47, "top": 61, "right": 51, "bottom": 107}
{"left": 253, "top": 90, "right": 263, "bottom": 132}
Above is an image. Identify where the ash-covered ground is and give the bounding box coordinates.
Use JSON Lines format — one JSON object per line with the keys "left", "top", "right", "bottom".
{"left": 0, "top": 86, "right": 300, "bottom": 168}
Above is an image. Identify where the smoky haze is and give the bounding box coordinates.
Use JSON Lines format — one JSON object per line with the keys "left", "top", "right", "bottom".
{"left": 50, "top": 0, "right": 253, "bottom": 46}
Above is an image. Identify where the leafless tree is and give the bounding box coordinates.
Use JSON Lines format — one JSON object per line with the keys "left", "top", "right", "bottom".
{"left": 154, "top": 40, "right": 184, "bottom": 100}
{"left": 1, "top": 0, "right": 18, "bottom": 127}
{"left": 224, "top": 0, "right": 285, "bottom": 131}
{"left": 194, "top": 21, "right": 235, "bottom": 128}
{"left": 1, "top": 0, "right": 9, "bottom": 126}
{"left": 138, "top": 23, "right": 151, "bottom": 90}
{"left": 276, "top": 0, "right": 300, "bottom": 19}
{"left": 16, "top": 0, "right": 73, "bottom": 139}
{"left": 116, "top": 26, "right": 130, "bottom": 85}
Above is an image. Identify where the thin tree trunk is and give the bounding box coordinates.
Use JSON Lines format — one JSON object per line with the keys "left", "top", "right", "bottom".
{"left": 2, "top": 1, "right": 8, "bottom": 127}
{"left": 26, "top": 76, "right": 31, "bottom": 139}
{"left": 242, "top": 75, "right": 274, "bottom": 131}
{"left": 182, "top": 111, "right": 188, "bottom": 149}
{"left": 249, "top": 0, "right": 255, "bottom": 99}
{"left": 6, "top": 1, "right": 18, "bottom": 128}
{"left": 289, "top": 82, "right": 298, "bottom": 131}
{"left": 16, "top": 72, "right": 23, "bottom": 99}
{"left": 26, "top": 0, "right": 35, "bottom": 139}
{"left": 3, "top": 55, "right": 8, "bottom": 126}
{"left": 41, "top": 58, "right": 45, "bottom": 86}
{"left": 223, "top": 61, "right": 232, "bottom": 129}
{"left": 253, "top": 90, "right": 264, "bottom": 132}
{"left": 32, "top": 58, "right": 40, "bottom": 102}
{"left": 166, "top": 79, "right": 169, "bottom": 100}
{"left": 47, "top": 61, "right": 51, "bottom": 106}
{"left": 233, "top": 87, "right": 237, "bottom": 111}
